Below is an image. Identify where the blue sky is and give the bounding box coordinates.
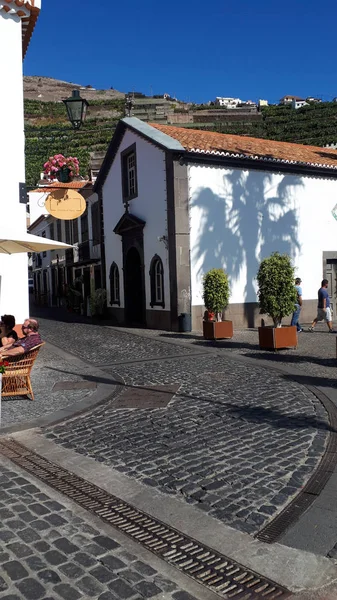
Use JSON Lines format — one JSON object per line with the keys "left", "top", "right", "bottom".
{"left": 24, "top": 0, "right": 337, "bottom": 104}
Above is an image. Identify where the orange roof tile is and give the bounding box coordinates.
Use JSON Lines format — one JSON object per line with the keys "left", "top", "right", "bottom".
{"left": 149, "top": 123, "right": 337, "bottom": 171}
{"left": 30, "top": 181, "right": 90, "bottom": 193}
{"left": 1, "top": 1, "right": 41, "bottom": 58}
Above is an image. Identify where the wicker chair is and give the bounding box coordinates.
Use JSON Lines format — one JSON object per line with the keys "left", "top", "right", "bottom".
{"left": 1, "top": 343, "right": 45, "bottom": 401}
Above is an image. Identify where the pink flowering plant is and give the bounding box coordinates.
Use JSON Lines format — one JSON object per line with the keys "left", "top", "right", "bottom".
{"left": 43, "top": 154, "right": 80, "bottom": 179}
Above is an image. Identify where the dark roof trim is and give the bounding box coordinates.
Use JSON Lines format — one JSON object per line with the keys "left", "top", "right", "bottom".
{"left": 93, "top": 119, "right": 184, "bottom": 193}
{"left": 94, "top": 117, "right": 337, "bottom": 189}
{"left": 183, "top": 151, "right": 337, "bottom": 179}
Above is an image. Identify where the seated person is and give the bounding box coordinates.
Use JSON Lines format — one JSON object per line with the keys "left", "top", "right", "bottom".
{"left": 0, "top": 315, "right": 18, "bottom": 347}
{"left": 0, "top": 318, "right": 42, "bottom": 357}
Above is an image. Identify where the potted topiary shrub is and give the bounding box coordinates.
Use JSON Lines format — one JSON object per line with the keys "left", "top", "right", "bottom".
{"left": 257, "top": 252, "right": 298, "bottom": 350}
{"left": 202, "top": 268, "right": 233, "bottom": 340}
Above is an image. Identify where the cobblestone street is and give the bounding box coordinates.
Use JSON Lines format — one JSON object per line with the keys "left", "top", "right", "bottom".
{"left": 37, "top": 319, "right": 329, "bottom": 536}
{"left": 0, "top": 458, "right": 198, "bottom": 600}
{"left": 1, "top": 316, "right": 337, "bottom": 598}
{"left": 1, "top": 345, "right": 97, "bottom": 428}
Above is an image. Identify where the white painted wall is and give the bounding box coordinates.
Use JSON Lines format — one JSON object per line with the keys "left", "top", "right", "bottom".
{"left": 102, "top": 129, "right": 170, "bottom": 310}
{"left": 0, "top": 9, "right": 29, "bottom": 322}
{"left": 189, "top": 163, "right": 337, "bottom": 307}
{"left": 28, "top": 191, "right": 49, "bottom": 226}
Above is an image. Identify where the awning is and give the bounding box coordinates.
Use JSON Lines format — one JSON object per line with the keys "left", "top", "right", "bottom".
{"left": 0, "top": 231, "right": 72, "bottom": 254}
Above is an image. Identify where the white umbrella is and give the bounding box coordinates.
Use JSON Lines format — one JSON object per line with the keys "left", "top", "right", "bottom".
{"left": 0, "top": 230, "right": 72, "bottom": 425}
{"left": 0, "top": 231, "right": 72, "bottom": 254}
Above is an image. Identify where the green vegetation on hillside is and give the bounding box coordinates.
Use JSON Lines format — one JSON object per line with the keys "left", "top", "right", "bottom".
{"left": 25, "top": 99, "right": 124, "bottom": 186}
{"left": 193, "top": 102, "right": 337, "bottom": 146}
{"left": 25, "top": 99, "right": 337, "bottom": 186}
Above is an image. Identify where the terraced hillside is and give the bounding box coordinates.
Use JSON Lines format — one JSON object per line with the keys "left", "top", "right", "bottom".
{"left": 24, "top": 77, "right": 337, "bottom": 187}
{"left": 198, "top": 102, "right": 337, "bottom": 146}
{"left": 25, "top": 97, "right": 124, "bottom": 186}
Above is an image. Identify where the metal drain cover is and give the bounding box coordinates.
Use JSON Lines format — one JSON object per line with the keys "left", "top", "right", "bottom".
{"left": 0, "top": 438, "right": 291, "bottom": 600}
{"left": 113, "top": 384, "right": 180, "bottom": 409}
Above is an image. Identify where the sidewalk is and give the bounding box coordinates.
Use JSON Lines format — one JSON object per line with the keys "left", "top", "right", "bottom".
{"left": 1, "top": 317, "right": 337, "bottom": 598}
{"left": 0, "top": 453, "right": 210, "bottom": 600}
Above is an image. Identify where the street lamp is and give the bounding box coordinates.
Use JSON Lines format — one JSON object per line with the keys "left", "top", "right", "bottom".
{"left": 63, "top": 90, "right": 89, "bottom": 130}
{"left": 125, "top": 94, "right": 133, "bottom": 117}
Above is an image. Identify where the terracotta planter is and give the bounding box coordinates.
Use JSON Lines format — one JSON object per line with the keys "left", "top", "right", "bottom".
{"left": 258, "top": 325, "right": 297, "bottom": 350}
{"left": 203, "top": 320, "right": 233, "bottom": 340}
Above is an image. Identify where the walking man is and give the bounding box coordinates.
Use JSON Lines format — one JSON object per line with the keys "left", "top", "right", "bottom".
{"left": 309, "top": 279, "right": 336, "bottom": 332}
{"left": 291, "top": 277, "right": 303, "bottom": 332}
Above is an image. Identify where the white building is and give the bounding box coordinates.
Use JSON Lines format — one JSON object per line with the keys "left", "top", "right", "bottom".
{"left": 215, "top": 97, "right": 242, "bottom": 108}
{"left": 95, "top": 117, "right": 337, "bottom": 330}
{"left": 280, "top": 95, "right": 304, "bottom": 105}
{"left": 0, "top": 0, "right": 41, "bottom": 322}
{"left": 29, "top": 181, "right": 103, "bottom": 315}
{"left": 258, "top": 99, "right": 269, "bottom": 108}
{"left": 292, "top": 99, "right": 308, "bottom": 110}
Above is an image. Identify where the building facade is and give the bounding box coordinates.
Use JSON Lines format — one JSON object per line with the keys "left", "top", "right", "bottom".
{"left": 95, "top": 118, "right": 337, "bottom": 330}
{"left": 29, "top": 182, "right": 104, "bottom": 316}
{"left": 0, "top": 0, "right": 41, "bottom": 322}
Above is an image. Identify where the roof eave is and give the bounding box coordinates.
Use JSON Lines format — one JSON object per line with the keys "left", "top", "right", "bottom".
{"left": 184, "top": 150, "right": 337, "bottom": 177}
{"left": 93, "top": 118, "right": 185, "bottom": 193}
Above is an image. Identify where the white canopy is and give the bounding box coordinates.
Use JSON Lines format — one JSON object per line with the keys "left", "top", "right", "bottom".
{"left": 0, "top": 231, "right": 72, "bottom": 254}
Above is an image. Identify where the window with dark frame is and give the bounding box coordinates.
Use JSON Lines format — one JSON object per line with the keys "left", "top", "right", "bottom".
{"left": 72, "top": 219, "right": 79, "bottom": 244}
{"left": 57, "top": 220, "right": 62, "bottom": 242}
{"left": 81, "top": 209, "right": 89, "bottom": 242}
{"left": 65, "top": 220, "right": 71, "bottom": 245}
{"left": 121, "top": 144, "right": 138, "bottom": 201}
{"left": 150, "top": 255, "right": 165, "bottom": 308}
{"left": 49, "top": 222, "right": 54, "bottom": 240}
{"left": 109, "top": 262, "right": 120, "bottom": 305}
{"left": 91, "top": 202, "right": 100, "bottom": 246}
{"left": 42, "top": 230, "right": 47, "bottom": 258}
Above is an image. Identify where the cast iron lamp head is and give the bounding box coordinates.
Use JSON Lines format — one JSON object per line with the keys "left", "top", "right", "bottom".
{"left": 63, "top": 90, "right": 89, "bottom": 130}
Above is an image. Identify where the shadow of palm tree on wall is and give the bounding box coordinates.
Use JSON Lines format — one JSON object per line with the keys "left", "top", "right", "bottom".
{"left": 191, "top": 170, "right": 303, "bottom": 326}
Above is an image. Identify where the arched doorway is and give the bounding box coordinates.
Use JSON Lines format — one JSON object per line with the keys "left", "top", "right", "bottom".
{"left": 124, "top": 246, "right": 145, "bottom": 324}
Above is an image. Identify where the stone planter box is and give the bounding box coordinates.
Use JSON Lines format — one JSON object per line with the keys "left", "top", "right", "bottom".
{"left": 258, "top": 325, "right": 297, "bottom": 350}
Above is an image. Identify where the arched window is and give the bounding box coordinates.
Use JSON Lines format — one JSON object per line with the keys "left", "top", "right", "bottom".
{"left": 150, "top": 255, "right": 165, "bottom": 308}
{"left": 109, "top": 262, "right": 120, "bottom": 305}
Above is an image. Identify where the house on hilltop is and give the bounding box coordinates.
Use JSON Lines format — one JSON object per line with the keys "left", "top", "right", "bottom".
{"left": 280, "top": 95, "right": 305, "bottom": 105}
{"left": 95, "top": 117, "right": 337, "bottom": 330}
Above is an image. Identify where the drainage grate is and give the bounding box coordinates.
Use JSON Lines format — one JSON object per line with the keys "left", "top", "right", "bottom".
{"left": 0, "top": 438, "right": 290, "bottom": 600}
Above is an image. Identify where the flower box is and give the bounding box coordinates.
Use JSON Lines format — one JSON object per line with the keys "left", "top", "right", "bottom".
{"left": 258, "top": 325, "right": 297, "bottom": 350}
{"left": 203, "top": 320, "right": 233, "bottom": 340}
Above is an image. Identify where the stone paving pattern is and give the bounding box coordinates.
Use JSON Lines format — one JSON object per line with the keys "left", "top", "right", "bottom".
{"left": 0, "top": 461, "right": 196, "bottom": 600}
{"left": 127, "top": 325, "right": 337, "bottom": 387}
{"left": 1, "top": 346, "right": 96, "bottom": 428}
{"left": 37, "top": 319, "right": 198, "bottom": 366}
{"left": 45, "top": 340, "right": 329, "bottom": 536}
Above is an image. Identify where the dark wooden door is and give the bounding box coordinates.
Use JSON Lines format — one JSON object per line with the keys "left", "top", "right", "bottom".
{"left": 124, "top": 247, "right": 145, "bottom": 324}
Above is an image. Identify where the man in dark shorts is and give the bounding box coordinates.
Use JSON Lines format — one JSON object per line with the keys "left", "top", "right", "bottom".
{"left": 0, "top": 318, "right": 42, "bottom": 356}
{"left": 309, "top": 280, "right": 336, "bottom": 333}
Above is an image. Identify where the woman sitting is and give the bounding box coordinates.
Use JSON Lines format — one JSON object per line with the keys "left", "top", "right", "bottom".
{"left": 0, "top": 315, "right": 18, "bottom": 347}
